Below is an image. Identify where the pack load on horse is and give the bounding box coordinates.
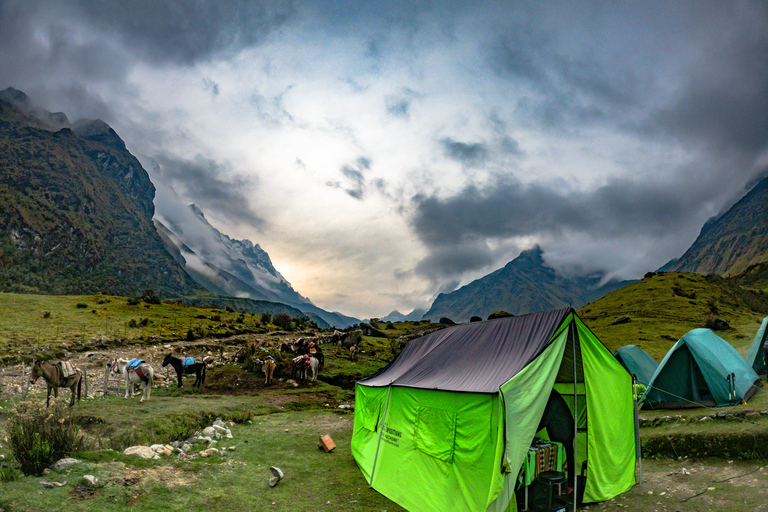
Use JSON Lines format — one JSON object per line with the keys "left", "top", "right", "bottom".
{"left": 291, "top": 354, "right": 318, "bottom": 383}
{"left": 29, "top": 360, "right": 83, "bottom": 407}
{"left": 162, "top": 353, "right": 206, "bottom": 388}
{"left": 253, "top": 355, "right": 277, "bottom": 385}
{"left": 110, "top": 357, "right": 155, "bottom": 402}
{"left": 306, "top": 341, "right": 324, "bottom": 369}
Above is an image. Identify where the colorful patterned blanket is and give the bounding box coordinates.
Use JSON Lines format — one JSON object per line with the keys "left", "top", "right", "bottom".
{"left": 517, "top": 438, "right": 566, "bottom": 487}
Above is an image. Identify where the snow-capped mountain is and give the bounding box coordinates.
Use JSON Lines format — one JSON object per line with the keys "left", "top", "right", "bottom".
{"left": 154, "top": 204, "right": 359, "bottom": 328}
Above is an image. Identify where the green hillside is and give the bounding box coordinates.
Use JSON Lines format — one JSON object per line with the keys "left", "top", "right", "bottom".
{"left": 578, "top": 271, "right": 768, "bottom": 361}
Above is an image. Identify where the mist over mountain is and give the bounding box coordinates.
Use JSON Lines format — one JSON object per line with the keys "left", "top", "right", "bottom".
{"left": 422, "top": 246, "right": 633, "bottom": 323}
{"left": 154, "top": 203, "right": 359, "bottom": 328}
{"left": 0, "top": 87, "right": 358, "bottom": 328}
{"left": 0, "top": 88, "right": 200, "bottom": 297}
{"left": 380, "top": 308, "right": 427, "bottom": 323}
{"left": 662, "top": 174, "right": 768, "bottom": 276}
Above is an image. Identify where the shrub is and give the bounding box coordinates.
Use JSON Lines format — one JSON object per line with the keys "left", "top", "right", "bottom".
{"left": 42, "top": 311, "right": 51, "bottom": 319}
{"left": 260, "top": 313, "right": 272, "bottom": 326}
{"left": 141, "top": 289, "right": 161, "bottom": 304}
{"left": 470, "top": 316, "right": 482, "bottom": 322}
{"left": 8, "top": 401, "right": 92, "bottom": 476}
{"left": 76, "top": 303, "right": 87, "bottom": 308}
{"left": 127, "top": 296, "right": 141, "bottom": 306}
{"left": 127, "top": 319, "right": 137, "bottom": 328}
{"left": 0, "top": 464, "right": 20, "bottom": 482}
{"left": 273, "top": 313, "right": 293, "bottom": 330}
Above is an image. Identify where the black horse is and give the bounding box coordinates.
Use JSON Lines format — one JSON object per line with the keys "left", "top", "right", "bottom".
{"left": 538, "top": 389, "right": 576, "bottom": 489}
{"left": 162, "top": 354, "right": 206, "bottom": 388}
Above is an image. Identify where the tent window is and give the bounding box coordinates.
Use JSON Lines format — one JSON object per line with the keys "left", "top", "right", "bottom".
{"left": 359, "top": 398, "right": 383, "bottom": 432}
{"left": 414, "top": 406, "right": 456, "bottom": 463}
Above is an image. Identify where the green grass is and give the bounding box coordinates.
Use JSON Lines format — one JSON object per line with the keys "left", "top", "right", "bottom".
{"left": 578, "top": 272, "right": 767, "bottom": 360}
{"left": 0, "top": 390, "right": 406, "bottom": 512}
{"left": 0, "top": 292, "right": 273, "bottom": 360}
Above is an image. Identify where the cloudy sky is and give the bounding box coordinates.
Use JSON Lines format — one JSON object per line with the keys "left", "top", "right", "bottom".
{"left": 2, "top": 1, "right": 767, "bottom": 319}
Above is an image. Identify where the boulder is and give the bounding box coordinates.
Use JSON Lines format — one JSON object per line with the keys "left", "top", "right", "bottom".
{"left": 53, "top": 458, "right": 81, "bottom": 472}
{"left": 124, "top": 446, "right": 159, "bottom": 459}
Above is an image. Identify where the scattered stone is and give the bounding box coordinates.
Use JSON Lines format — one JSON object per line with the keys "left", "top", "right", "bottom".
{"left": 269, "top": 466, "right": 284, "bottom": 487}
{"left": 53, "top": 458, "right": 81, "bottom": 472}
{"left": 124, "top": 446, "right": 159, "bottom": 459}
{"left": 40, "top": 480, "right": 67, "bottom": 488}
{"left": 228, "top": 446, "right": 236, "bottom": 451}
{"left": 82, "top": 475, "right": 99, "bottom": 486}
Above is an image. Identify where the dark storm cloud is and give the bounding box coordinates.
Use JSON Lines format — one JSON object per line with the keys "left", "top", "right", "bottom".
{"left": 486, "top": 1, "right": 768, "bottom": 154}
{"left": 71, "top": 0, "right": 295, "bottom": 66}
{"left": 440, "top": 138, "right": 489, "bottom": 165}
{"left": 654, "top": 36, "right": 768, "bottom": 153}
{"left": 414, "top": 243, "right": 495, "bottom": 283}
{"left": 411, "top": 175, "right": 702, "bottom": 278}
{"left": 153, "top": 154, "right": 264, "bottom": 227}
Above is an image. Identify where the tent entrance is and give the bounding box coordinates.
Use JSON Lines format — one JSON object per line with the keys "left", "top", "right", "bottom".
{"left": 553, "top": 325, "right": 588, "bottom": 491}
{"left": 643, "top": 344, "right": 717, "bottom": 409}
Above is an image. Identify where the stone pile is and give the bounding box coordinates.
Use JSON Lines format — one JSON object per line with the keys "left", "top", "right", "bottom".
{"left": 124, "top": 417, "right": 236, "bottom": 461}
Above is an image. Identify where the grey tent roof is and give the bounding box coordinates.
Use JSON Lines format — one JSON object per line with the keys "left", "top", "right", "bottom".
{"left": 359, "top": 308, "right": 572, "bottom": 393}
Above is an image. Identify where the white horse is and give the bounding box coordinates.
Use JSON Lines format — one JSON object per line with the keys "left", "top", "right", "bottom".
{"left": 110, "top": 358, "right": 154, "bottom": 402}
{"left": 291, "top": 355, "right": 319, "bottom": 383}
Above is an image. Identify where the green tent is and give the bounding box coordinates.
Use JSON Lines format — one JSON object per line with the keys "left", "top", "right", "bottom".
{"left": 642, "top": 328, "right": 762, "bottom": 409}
{"left": 614, "top": 345, "right": 659, "bottom": 386}
{"left": 745, "top": 317, "right": 768, "bottom": 375}
{"left": 351, "top": 308, "right": 636, "bottom": 512}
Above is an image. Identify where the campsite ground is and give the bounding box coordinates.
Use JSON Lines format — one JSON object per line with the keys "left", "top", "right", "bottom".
{"left": 2, "top": 374, "right": 767, "bottom": 512}
{"left": 606, "top": 459, "right": 768, "bottom": 512}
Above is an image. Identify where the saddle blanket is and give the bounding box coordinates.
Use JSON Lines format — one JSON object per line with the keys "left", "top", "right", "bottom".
{"left": 57, "top": 361, "right": 76, "bottom": 379}
{"left": 182, "top": 357, "right": 196, "bottom": 367}
{"left": 127, "top": 359, "right": 144, "bottom": 369}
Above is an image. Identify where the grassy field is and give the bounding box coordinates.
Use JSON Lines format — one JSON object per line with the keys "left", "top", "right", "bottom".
{"left": 0, "top": 277, "right": 767, "bottom": 511}
{"left": 578, "top": 272, "right": 767, "bottom": 360}
{"left": 0, "top": 385, "right": 408, "bottom": 512}
{"left": 0, "top": 292, "right": 269, "bottom": 353}
{"left": 1, "top": 374, "right": 767, "bottom": 512}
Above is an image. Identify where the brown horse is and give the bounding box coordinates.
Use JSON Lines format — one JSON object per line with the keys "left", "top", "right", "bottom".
{"left": 29, "top": 360, "right": 83, "bottom": 407}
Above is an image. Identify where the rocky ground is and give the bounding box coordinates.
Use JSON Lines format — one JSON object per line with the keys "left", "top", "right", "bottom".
{"left": 0, "top": 332, "right": 306, "bottom": 401}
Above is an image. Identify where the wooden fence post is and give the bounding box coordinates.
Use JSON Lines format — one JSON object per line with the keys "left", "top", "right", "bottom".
{"left": 21, "top": 361, "right": 28, "bottom": 401}
{"left": 103, "top": 362, "right": 110, "bottom": 396}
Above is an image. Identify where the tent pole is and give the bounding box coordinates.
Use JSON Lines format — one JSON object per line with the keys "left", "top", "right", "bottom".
{"left": 369, "top": 386, "right": 392, "bottom": 489}
{"left": 633, "top": 374, "right": 642, "bottom": 485}
{"left": 571, "top": 318, "right": 578, "bottom": 512}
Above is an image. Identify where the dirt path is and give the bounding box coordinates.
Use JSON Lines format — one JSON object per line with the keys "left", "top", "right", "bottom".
{"left": 585, "top": 459, "right": 768, "bottom": 511}
{"left": 0, "top": 332, "right": 297, "bottom": 400}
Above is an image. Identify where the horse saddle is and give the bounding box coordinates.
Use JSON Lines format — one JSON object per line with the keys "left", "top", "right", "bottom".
{"left": 127, "top": 358, "right": 144, "bottom": 369}
{"left": 57, "top": 361, "right": 76, "bottom": 379}
{"left": 182, "top": 357, "right": 196, "bottom": 367}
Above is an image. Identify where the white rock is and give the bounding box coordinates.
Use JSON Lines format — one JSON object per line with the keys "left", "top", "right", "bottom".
{"left": 124, "top": 446, "right": 159, "bottom": 459}
{"left": 53, "top": 458, "right": 81, "bottom": 472}
{"left": 82, "top": 475, "right": 99, "bottom": 486}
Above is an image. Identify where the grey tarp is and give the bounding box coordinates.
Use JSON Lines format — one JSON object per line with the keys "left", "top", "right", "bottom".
{"left": 360, "top": 308, "right": 571, "bottom": 393}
